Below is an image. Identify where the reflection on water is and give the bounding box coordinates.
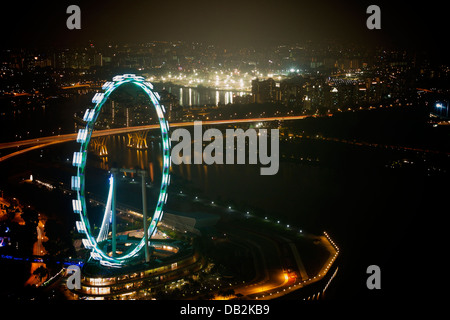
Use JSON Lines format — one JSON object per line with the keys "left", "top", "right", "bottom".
{"left": 87, "top": 133, "right": 288, "bottom": 220}
{"left": 89, "top": 135, "right": 161, "bottom": 179}
{"left": 84, "top": 132, "right": 448, "bottom": 237}
{"left": 156, "top": 84, "right": 247, "bottom": 107}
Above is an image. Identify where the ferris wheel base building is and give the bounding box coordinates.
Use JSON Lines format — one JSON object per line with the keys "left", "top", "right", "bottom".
{"left": 69, "top": 239, "right": 204, "bottom": 299}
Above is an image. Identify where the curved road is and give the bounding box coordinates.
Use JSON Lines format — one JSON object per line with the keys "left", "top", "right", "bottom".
{"left": 0, "top": 115, "right": 317, "bottom": 163}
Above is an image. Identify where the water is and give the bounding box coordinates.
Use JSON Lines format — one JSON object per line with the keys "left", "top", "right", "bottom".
{"left": 80, "top": 130, "right": 450, "bottom": 300}
{"left": 154, "top": 83, "right": 248, "bottom": 107}
{"left": 0, "top": 95, "right": 91, "bottom": 143}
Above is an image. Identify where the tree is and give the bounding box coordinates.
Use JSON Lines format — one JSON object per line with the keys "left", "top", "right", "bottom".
{"left": 219, "top": 288, "right": 235, "bottom": 298}
{"left": 5, "top": 206, "right": 17, "bottom": 222}
{"left": 235, "top": 293, "right": 244, "bottom": 299}
{"left": 33, "top": 266, "right": 49, "bottom": 282}
{"left": 21, "top": 207, "right": 39, "bottom": 228}
{"left": 43, "top": 219, "right": 74, "bottom": 257}
{"left": 200, "top": 292, "right": 215, "bottom": 300}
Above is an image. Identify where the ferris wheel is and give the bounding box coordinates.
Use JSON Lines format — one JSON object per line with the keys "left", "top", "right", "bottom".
{"left": 71, "top": 74, "right": 171, "bottom": 267}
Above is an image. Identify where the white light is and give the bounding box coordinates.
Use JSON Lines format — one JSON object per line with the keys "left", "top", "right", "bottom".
{"left": 112, "top": 75, "right": 124, "bottom": 82}
{"left": 83, "top": 109, "right": 91, "bottom": 121}
{"left": 92, "top": 92, "right": 104, "bottom": 104}
{"left": 100, "top": 260, "right": 122, "bottom": 267}
{"left": 72, "top": 199, "right": 82, "bottom": 213}
{"left": 162, "top": 173, "right": 168, "bottom": 186}
{"left": 88, "top": 109, "right": 96, "bottom": 121}
{"left": 156, "top": 105, "right": 164, "bottom": 119}
{"left": 76, "top": 128, "right": 88, "bottom": 143}
{"left": 83, "top": 109, "right": 95, "bottom": 122}
{"left": 90, "top": 251, "right": 101, "bottom": 259}
{"left": 144, "top": 82, "right": 154, "bottom": 89}
{"left": 102, "top": 82, "right": 113, "bottom": 90}
{"left": 72, "top": 152, "right": 84, "bottom": 166}
{"left": 71, "top": 176, "right": 80, "bottom": 191}
{"left": 76, "top": 221, "right": 86, "bottom": 233}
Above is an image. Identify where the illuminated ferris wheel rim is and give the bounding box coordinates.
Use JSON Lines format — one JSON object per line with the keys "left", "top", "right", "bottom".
{"left": 71, "top": 74, "right": 171, "bottom": 266}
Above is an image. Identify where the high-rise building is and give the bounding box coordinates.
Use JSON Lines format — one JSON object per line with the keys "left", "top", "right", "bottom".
{"left": 252, "top": 78, "right": 281, "bottom": 103}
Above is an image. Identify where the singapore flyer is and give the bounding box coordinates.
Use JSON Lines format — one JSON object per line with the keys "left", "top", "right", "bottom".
{"left": 71, "top": 74, "right": 171, "bottom": 267}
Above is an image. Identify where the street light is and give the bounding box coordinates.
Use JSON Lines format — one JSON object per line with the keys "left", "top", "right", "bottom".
{"left": 435, "top": 102, "right": 449, "bottom": 118}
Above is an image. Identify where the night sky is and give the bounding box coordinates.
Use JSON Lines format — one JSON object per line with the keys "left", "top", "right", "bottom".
{"left": 1, "top": 0, "right": 448, "bottom": 49}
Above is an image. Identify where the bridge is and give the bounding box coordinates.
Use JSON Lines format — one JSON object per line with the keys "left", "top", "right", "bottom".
{"left": 0, "top": 115, "right": 321, "bottom": 163}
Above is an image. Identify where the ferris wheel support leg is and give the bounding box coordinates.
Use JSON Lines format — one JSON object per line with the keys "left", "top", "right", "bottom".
{"left": 111, "top": 169, "right": 117, "bottom": 258}
{"left": 141, "top": 171, "right": 150, "bottom": 263}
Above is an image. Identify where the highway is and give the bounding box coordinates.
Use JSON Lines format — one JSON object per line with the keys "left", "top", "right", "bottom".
{"left": 0, "top": 115, "right": 314, "bottom": 150}
{"left": 0, "top": 115, "right": 317, "bottom": 163}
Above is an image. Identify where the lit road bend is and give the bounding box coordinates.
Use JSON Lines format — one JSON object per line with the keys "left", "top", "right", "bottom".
{"left": 0, "top": 115, "right": 316, "bottom": 163}
{"left": 278, "top": 235, "right": 309, "bottom": 280}
{"left": 0, "top": 140, "right": 69, "bottom": 163}
{"left": 219, "top": 223, "right": 287, "bottom": 297}
{"left": 0, "top": 115, "right": 313, "bottom": 150}
{"left": 227, "top": 233, "right": 271, "bottom": 285}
